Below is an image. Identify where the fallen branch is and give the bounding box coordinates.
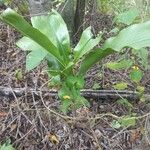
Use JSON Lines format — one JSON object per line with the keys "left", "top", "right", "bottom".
{"left": 0, "top": 86, "right": 148, "bottom": 100}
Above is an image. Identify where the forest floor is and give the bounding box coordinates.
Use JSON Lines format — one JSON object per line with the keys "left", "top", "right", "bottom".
{"left": 0, "top": 10, "right": 150, "bottom": 150}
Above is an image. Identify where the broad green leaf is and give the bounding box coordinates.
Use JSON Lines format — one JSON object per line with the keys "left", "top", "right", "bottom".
{"left": 1, "top": 8, "right": 64, "bottom": 65}
{"left": 113, "top": 82, "right": 128, "bottom": 90}
{"left": 78, "top": 48, "right": 114, "bottom": 75}
{"left": 30, "top": 16, "right": 57, "bottom": 47}
{"left": 129, "top": 68, "right": 143, "bottom": 83}
{"left": 26, "top": 49, "right": 47, "bottom": 71}
{"left": 49, "top": 10, "right": 70, "bottom": 53}
{"left": 119, "top": 116, "right": 136, "bottom": 127}
{"left": 103, "top": 20, "right": 150, "bottom": 51}
{"left": 114, "top": 7, "right": 139, "bottom": 25}
{"left": 74, "top": 27, "right": 102, "bottom": 62}
{"left": 16, "top": 36, "right": 38, "bottom": 51}
{"left": 17, "top": 37, "right": 60, "bottom": 71}
{"left": 31, "top": 10, "right": 71, "bottom": 64}
{"left": 105, "top": 59, "right": 133, "bottom": 70}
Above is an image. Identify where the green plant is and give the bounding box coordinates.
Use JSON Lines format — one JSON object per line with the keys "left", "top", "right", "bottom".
{"left": 111, "top": 116, "right": 136, "bottom": 129}
{"left": 1, "top": 8, "right": 150, "bottom": 113}
{"left": 14, "top": 69, "right": 23, "bottom": 81}
{"left": 106, "top": 8, "right": 149, "bottom": 97}
{"left": 0, "top": 140, "right": 15, "bottom": 150}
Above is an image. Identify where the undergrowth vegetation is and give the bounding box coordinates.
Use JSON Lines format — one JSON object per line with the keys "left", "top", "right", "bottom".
{"left": 0, "top": 140, "right": 15, "bottom": 150}
{"left": 0, "top": 1, "right": 150, "bottom": 149}
{"left": 98, "top": 0, "right": 150, "bottom": 21}
{"left": 1, "top": 8, "right": 150, "bottom": 117}
{"left": 104, "top": 8, "right": 149, "bottom": 99}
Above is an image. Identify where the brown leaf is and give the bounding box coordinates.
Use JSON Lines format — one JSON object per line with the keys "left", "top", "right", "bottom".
{"left": 130, "top": 127, "right": 144, "bottom": 143}
{"left": 10, "top": 124, "right": 17, "bottom": 132}
{"left": 48, "top": 134, "right": 59, "bottom": 145}
{"left": 0, "top": 112, "right": 8, "bottom": 117}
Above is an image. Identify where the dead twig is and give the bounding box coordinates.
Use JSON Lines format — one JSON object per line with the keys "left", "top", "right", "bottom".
{"left": 0, "top": 86, "right": 143, "bottom": 100}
